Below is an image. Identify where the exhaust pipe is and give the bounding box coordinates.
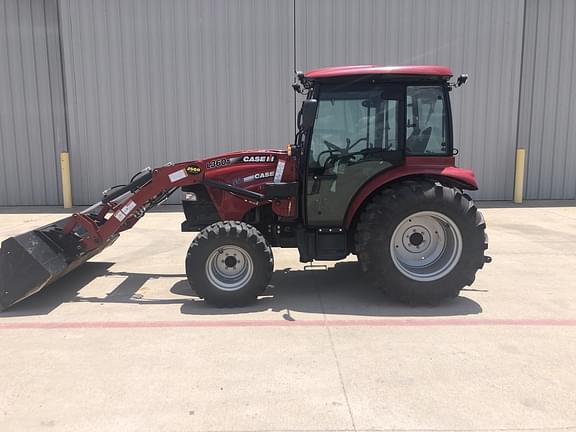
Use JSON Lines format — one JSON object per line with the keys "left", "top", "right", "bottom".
{"left": 0, "top": 217, "right": 116, "bottom": 311}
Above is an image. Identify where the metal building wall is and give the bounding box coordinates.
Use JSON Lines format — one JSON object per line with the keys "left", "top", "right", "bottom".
{"left": 295, "top": 0, "right": 525, "bottom": 200}
{"left": 0, "top": 0, "right": 67, "bottom": 205}
{"left": 517, "top": 0, "right": 576, "bottom": 200}
{"left": 58, "top": 0, "right": 294, "bottom": 204}
{"left": 2, "top": 0, "right": 574, "bottom": 205}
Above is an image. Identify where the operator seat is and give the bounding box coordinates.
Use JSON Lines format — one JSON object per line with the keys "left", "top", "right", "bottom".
{"left": 406, "top": 126, "right": 432, "bottom": 154}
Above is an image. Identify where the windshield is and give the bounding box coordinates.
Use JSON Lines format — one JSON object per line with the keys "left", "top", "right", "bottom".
{"left": 309, "top": 86, "right": 400, "bottom": 171}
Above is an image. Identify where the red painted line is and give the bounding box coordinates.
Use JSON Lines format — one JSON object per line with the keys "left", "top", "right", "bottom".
{"left": 0, "top": 318, "right": 576, "bottom": 330}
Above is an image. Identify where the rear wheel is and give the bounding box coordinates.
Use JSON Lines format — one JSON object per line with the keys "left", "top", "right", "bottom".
{"left": 186, "top": 221, "right": 273, "bottom": 307}
{"left": 355, "top": 180, "right": 488, "bottom": 305}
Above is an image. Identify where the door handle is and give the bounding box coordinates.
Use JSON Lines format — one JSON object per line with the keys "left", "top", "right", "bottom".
{"left": 311, "top": 177, "right": 321, "bottom": 194}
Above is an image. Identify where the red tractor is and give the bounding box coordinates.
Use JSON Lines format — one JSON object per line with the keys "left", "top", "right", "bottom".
{"left": 0, "top": 65, "right": 489, "bottom": 310}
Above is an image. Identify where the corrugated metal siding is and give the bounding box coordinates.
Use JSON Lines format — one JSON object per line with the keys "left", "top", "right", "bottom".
{"left": 2, "top": 0, "right": 574, "bottom": 205}
{"left": 295, "top": 0, "right": 525, "bottom": 200}
{"left": 0, "top": 0, "right": 66, "bottom": 205}
{"left": 58, "top": 0, "right": 294, "bottom": 204}
{"left": 518, "top": 0, "right": 576, "bottom": 200}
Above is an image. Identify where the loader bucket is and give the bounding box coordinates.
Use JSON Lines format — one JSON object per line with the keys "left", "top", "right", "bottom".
{"left": 0, "top": 217, "right": 114, "bottom": 311}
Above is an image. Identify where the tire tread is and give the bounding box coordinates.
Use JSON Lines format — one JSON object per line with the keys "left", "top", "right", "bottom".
{"left": 355, "top": 180, "right": 488, "bottom": 305}
{"left": 186, "top": 221, "right": 273, "bottom": 307}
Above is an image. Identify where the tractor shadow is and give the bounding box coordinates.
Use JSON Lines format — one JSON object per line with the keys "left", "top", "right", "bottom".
{"left": 0, "top": 261, "right": 482, "bottom": 318}
{"left": 178, "top": 262, "right": 483, "bottom": 317}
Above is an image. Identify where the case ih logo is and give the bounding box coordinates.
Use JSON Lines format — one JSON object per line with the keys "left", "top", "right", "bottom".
{"left": 242, "top": 156, "right": 276, "bottom": 163}
{"left": 242, "top": 171, "right": 275, "bottom": 183}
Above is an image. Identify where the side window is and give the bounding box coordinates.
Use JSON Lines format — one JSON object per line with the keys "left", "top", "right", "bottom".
{"left": 309, "top": 88, "right": 399, "bottom": 172}
{"left": 406, "top": 86, "right": 448, "bottom": 155}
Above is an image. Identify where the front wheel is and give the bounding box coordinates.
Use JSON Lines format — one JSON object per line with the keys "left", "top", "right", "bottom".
{"left": 355, "top": 180, "right": 489, "bottom": 305}
{"left": 186, "top": 221, "right": 274, "bottom": 307}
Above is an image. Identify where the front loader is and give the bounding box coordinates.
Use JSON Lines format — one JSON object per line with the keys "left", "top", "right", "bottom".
{"left": 0, "top": 65, "right": 490, "bottom": 310}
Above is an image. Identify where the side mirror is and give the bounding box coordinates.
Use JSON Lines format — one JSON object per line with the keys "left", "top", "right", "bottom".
{"left": 456, "top": 74, "right": 469, "bottom": 87}
{"left": 300, "top": 99, "right": 318, "bottom": 130}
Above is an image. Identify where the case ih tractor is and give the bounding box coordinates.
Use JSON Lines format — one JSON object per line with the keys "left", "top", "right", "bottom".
{"left": 0, "top": 65, "right": 489, "bottom": 310}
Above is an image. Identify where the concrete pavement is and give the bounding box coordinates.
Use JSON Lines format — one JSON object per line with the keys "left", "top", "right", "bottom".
{"left": 1, "top": 204, "right": 575, "bottom": 431}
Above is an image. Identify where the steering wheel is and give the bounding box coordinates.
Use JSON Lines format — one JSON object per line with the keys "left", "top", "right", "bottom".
{"left": 318, "top": 137, "right": 367, "bottom": 169}
{"left": 323, "top": 139, "right": 345, "bottom": 153}
{"left": 313, "top": 139, "right": 346, "bottom": 167}
{"left": 316, "top": 149, "right": 337, "bottom": 168}
{"left": 324, "top": 152, "right": 361, "bottom": 170}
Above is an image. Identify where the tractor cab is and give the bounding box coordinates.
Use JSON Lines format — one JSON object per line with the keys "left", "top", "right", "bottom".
{"left": 292, "top": 65, "right": 468, "bottom": 229}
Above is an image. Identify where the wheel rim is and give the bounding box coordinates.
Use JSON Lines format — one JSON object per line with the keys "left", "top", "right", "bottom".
{"left": 205, "top": 245, "right": 254, "bottom": 291}
{"left": 390, "top": 211, "right": 463, "bottom": 282}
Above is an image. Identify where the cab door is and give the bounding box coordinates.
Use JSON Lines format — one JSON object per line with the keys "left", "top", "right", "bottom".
{"left": 305, "top": 83, "right": 404, "bottom": 226}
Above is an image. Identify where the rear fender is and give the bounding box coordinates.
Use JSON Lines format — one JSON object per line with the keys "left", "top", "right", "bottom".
{"left": 344, "top": 160, "right": 478, "bottom": 229}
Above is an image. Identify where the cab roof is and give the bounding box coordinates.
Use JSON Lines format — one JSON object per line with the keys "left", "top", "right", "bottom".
{"left": 304, "top": 65, "right": 453, "bottom": 79}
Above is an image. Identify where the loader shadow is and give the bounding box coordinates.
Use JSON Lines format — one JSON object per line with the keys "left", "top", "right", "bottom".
{"left": 0, "top": 262, "right": 116, "bottom": 317}
{"left": 0, "top": 261, "right": 483, "bottom": 318}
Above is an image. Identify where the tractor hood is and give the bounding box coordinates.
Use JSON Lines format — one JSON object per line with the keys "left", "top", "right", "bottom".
{"left": 181, "top": 149, "right": 297, "bottom": 224}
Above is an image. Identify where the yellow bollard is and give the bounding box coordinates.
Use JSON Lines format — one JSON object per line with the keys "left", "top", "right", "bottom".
{"left": 513, "top": 148, "right": 526, "bottom": 204}
{"left": 60, "top": 152, "right": 73, "bottom": 209}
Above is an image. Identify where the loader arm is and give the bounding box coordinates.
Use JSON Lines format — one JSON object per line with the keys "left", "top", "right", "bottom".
{"left": 0, "top": 160, "right": 267, "bottom": 310}
{"left": 72, "top": 161, "right": 206, "bottom": 251}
